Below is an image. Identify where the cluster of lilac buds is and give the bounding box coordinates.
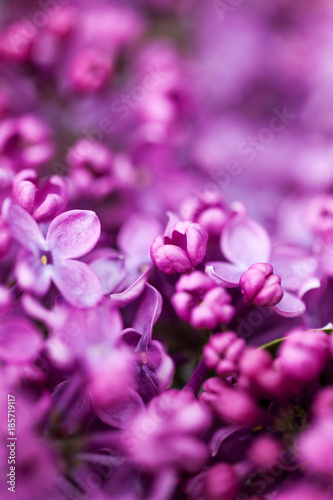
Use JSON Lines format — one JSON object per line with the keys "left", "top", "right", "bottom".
{"left": 2, "top": 1, "right": 333, "bottom": 500}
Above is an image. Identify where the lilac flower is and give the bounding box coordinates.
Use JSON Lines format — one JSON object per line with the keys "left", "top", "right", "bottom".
{"left": 180, "top": 192, "right": 230, "bottom": 238}
{"left": 239, "top": 262, "right": 283, "bottom": 307}
{"left": 0, "top": 316, "right": 43, "bottom": 364}
{"left": 3, "top": 200, "right": 102, "bottom": 308}
{"left": 120, "top": 284, "right": 174, "bottom": 402}
{"left": 123, "top": 389, "right": 211, "bottom": 472}
{"left": 248, "top": 435, "right": 283, "bottom": 469}
{"left": 206, "top": 215, "right": 319, "bottom": 317}
{"left": 201, "top": 378, "right": 266, "bottom": 427}
{"left": 203, "top": 331, "right": 245, "bottom": 376}
{"left": 238, "top": 347, "right": 286, "bottom": 399}
{"left": 204, "top": 463, "right": 240, "bottom": 500}
{"left": 66, "top": 139, "right": 115, "bottom": 198}
{"left": 12, "top": 169, "right": 67, "bottom": 222}
{"left": 298, "top": 417, "right": 333, "bottom": 477}
{"left": 172, "top": 271, "right": 235, "bottom": 329}
{"left": 87, "top": 214, "right": 162, "bottom": 306}
{"left": 151, "top": 212, "right": 208, "bottom": 275}
{"left": 68, "top": 48, "right": 114, "bottom": 94}
{"left": 0, "top": 115, "right": 54, "bottom": 170}
{"left": 276, "top": 329, "right": 329, "bottom": 388}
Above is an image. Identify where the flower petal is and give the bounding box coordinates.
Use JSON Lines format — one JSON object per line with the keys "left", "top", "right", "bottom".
{"left": 273, "top": 291, "right": 306, "bottom": 318}
{"left": 205, "top": 262, "right": 242, "bottom": 287}
{"left": 271, "top": 246, "right": 318, "bottom": 292}
{"left": 0, "top": 318, "right": 43, "bottom": 363}
{"left": 86, "top": 249, "right": 126, "bottom": 295}
{"left": 2, "top": 199, "right": 45, "bottom": 253}
{"left": 47, "top": 210, "right": 101, "bottom": 259}
{"left": 117, "top": 214, "right": 162, "bottom": 263}
{"left": 133, "top": 284, "right": 163, "bottom": 348}
{"left": 51, "top": 259, "right": 102, "bottom": 308}
{"left": 15, "top": 249, "right": 52, "bottom": 295}
{"left": 221, "top": 216, "right": 271, "bottom": 268}
{"left": 110, "top": 265, "right": 150, "bottom": 307}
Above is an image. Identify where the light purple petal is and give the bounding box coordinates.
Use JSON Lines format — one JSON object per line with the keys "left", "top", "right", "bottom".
{"left": 205, "top": 262, "right": 242, "bottom": 287}
{"left": 51, "top": 259, "right": 102, "bottom": 308}
{"left": 2, "top": 199, "right": 45, "bottom": 253}
{"left": 86, "top": 249, "right": 126, "bottom": 295}
{"left": 15, "top": 249, "right": 52, "bottom": 295}
{"left": 111, "top": 266, "right": 151, "bottom": 307}
{"left": 0, "top": 318, "right": 43, "bottom": 363}
{"left": 271, "top": 247, "right": 318, "bottom": 292}
{"left": 149, "top": 339, "right": 175, "bottom": 390}
{"left": 273, "top": 291, "right": 306, "bottom": 318}
{"left": 133, "top": 284, "right": 163, "bottom": 348}
{"left": 47, "top": 210, "right": 101, "bottom": 259}
{"left": 221, "top": 216, "right": 271, "bottom": 268}
{"left": 164, "top": 211, "right": 180, "bottom": 238}
{"left": 92, "top": 390, "right": 145, "bottom": 429}
{"left": 298, "top": 277, "right": 321, "bottom": 298}
{"left": 117, "top": 214, "right": 162, "bottom": 262}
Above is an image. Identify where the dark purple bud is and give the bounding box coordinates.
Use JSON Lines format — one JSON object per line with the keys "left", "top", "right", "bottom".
{"left": 240, "top": 262, "right": 283, "bottom": 306}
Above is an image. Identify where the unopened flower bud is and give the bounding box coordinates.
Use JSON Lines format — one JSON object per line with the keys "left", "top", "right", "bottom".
{"left": 240, "top": 263, "right": 283, "bottom": 307}
{"left": 277, "top": 329, "right": 329, "bottom": 385}
{"left": 151, "top": 221, "right": 208, "bottom": 275}
{"left": 204, "top": 463, "right": 240, "bottom": 500}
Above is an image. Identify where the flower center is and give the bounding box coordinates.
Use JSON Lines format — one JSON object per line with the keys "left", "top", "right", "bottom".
{"left": 40, "top": 255, "right": 48, "bottom": 265}
{"left": 39, "top": 250, "right": 53, "bottom": 266}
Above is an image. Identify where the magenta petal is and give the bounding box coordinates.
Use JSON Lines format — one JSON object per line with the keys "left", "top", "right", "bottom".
{"left": 92, "top": 390, "right": 145, "bottom": 429}
{"left": 15, "top": 249, "right": 51, "bottom": 295}
{"left": 117, "top": 214, "right": 162, "bottom": 262}
{"left": 271, "top": 247, "right": 318, "bottom": 292}
{"left": 185, "top": 223, "right": 208, "bottom": 267}
{"left": 221, "top": 216, "right": 271, "bottom": 268}
{"left": 273, "top": 291, "right": 306, "bottom": 318}
{"left": 110, "top": 266, "right": 150, "bottom": 307}
{"left": 52, "top": 259, "right": 102, "bottom": 308}
{"left": 2, "top": 199, "right": 45, "bottom": 253}
{"left": 205, "top": 262, "right": 242, "bottom": 287}
{"left": 87, "top": 249, "right": 126, "bottom": 295}
{"left": 47, "top": 210, "right": 101, "bottom": 259}
{"left": 33, "top": 192, "right": 64, "bottom": 222}
{"left": 0, "top": 318, "right": 43, "bottom": 363}
{"left": 132, "top": 284, "right": 163, "bottom": 347}
{"left": 153, "top": 244, "right": 192, "bottom": 275}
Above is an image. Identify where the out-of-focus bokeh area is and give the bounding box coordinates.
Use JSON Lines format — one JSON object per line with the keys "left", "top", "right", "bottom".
{"left": 1, "top": 0, "right": 333, "bottom": 230}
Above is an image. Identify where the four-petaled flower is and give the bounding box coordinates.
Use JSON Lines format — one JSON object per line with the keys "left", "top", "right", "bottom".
{"left": 3, "top": 200, "right": 102, "bottom": 308}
